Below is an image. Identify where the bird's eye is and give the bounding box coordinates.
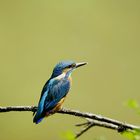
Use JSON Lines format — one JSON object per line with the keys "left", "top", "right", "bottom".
{"left": 67, "top": 63, "right": 76, "bottom": 68}
{"left": 71, "top": 63, "right": 76, "bottom": 67}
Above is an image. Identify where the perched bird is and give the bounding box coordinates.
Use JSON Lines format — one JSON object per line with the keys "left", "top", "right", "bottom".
{"left": 33, "top": 60, "right": 87, "bottom": 124}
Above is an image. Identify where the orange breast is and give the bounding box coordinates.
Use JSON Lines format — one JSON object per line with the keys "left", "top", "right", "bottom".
{"left": 51, "top": 97, "right": 66, "bottom": 113}
{"left": 68, "top": 76, "right": 72, "bottom": 86}
{"left": 46, "top": 97, "right": 66, "bottom": 117}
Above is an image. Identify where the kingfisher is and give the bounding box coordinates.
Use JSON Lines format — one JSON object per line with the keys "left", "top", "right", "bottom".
{"left": 33, "top": 60, "right": 87, "bottom": 124}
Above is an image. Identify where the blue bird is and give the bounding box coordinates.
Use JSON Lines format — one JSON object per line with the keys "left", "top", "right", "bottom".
{"left": 33, "top": 60, "right": 87, "bottom": 124}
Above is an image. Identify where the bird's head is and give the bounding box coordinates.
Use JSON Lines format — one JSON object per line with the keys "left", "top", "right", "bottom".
{"left": 51, "top": 60, "right": 87, "bottom": 78}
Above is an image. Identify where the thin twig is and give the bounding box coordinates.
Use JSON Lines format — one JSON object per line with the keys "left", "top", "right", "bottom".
{"left": 76, "top": 119, "right": 119, "bottom": 130}
{"left": 75, "top": 122, "right": 94, "bottom": 138}
{"left": 75, "top": 119, "right": 119, "bottom": 138}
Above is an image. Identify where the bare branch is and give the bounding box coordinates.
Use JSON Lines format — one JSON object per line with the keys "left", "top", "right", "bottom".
{"left": 75, "top": 119, "right": 119, "bottom": 138}
{"left": 0, "top": 106, "right": 140, "bottom": 139}
{"left": 58, "top": 108, "right": 140, "bottom": 131}
{"left": 0, "top": 106, "right": 37, "bottom": 112}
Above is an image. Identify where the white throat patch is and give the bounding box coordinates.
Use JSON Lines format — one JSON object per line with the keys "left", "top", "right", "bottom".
{"left": 55, "top": 73, "right": 66, "bottom": 80}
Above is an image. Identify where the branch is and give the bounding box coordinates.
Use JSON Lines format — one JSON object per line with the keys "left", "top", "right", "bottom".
{"left": 75, "top": 119, "right": 119, "bottom": 138}
{"left": 0, "top": 106, "right": 37, "bottom": 112}
{"left": 58, "top": 108, "right": 140, "bottom": 131}
{"left": 0, "top": 106, "right": 140, "bottom": 139}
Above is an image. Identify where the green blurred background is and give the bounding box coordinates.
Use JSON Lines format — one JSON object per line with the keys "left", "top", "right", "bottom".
{"left": 0, "top": 0, "right": 140, "bottom": 140}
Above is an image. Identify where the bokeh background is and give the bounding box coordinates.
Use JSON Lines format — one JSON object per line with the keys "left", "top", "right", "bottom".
{"left": 0, "top": 0, "right": 140, "bottom": 140}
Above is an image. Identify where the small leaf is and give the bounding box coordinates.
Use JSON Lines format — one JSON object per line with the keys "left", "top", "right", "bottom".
{"left": 122, "top": 131, "right": 135, "bottom": 140}
{"left": 62, "top": 131, "right": 75, "bottom": 140}
{"left": 125, "top": 99, "right": 139, "bottom": 109}
{"left": 122, "top": 130, "right": 140, "bottom": 140}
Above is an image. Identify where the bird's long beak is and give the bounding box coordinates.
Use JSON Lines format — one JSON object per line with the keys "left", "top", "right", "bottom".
{"left": 76, "top": 62, "right": 88, "bottom": 68}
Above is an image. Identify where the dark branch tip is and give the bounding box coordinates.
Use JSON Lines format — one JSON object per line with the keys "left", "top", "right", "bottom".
{"left": 118, "top": 125, "right": 127, "bottom": 132}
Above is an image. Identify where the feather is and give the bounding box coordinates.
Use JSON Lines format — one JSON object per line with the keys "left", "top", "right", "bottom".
{"left": 33, "top": 89, "right": 49, "bottom": 124}
{"left": 44, "top": 78, "right": 70, "bottom": 111}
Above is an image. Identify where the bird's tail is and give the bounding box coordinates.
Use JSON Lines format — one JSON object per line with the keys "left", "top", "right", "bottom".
{"left": 33, "top": 111, "right": 44, "bottom": 124}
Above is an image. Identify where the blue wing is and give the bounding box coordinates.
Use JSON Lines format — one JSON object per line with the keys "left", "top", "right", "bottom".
{"left": 33, "top": 78, "right": 70, "bottom": 124}
{"left": 33, "top": 86, "right": 49, "bottom": 124}
{"left": 44, "top": 78, "right": 70, "bottom": 111}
